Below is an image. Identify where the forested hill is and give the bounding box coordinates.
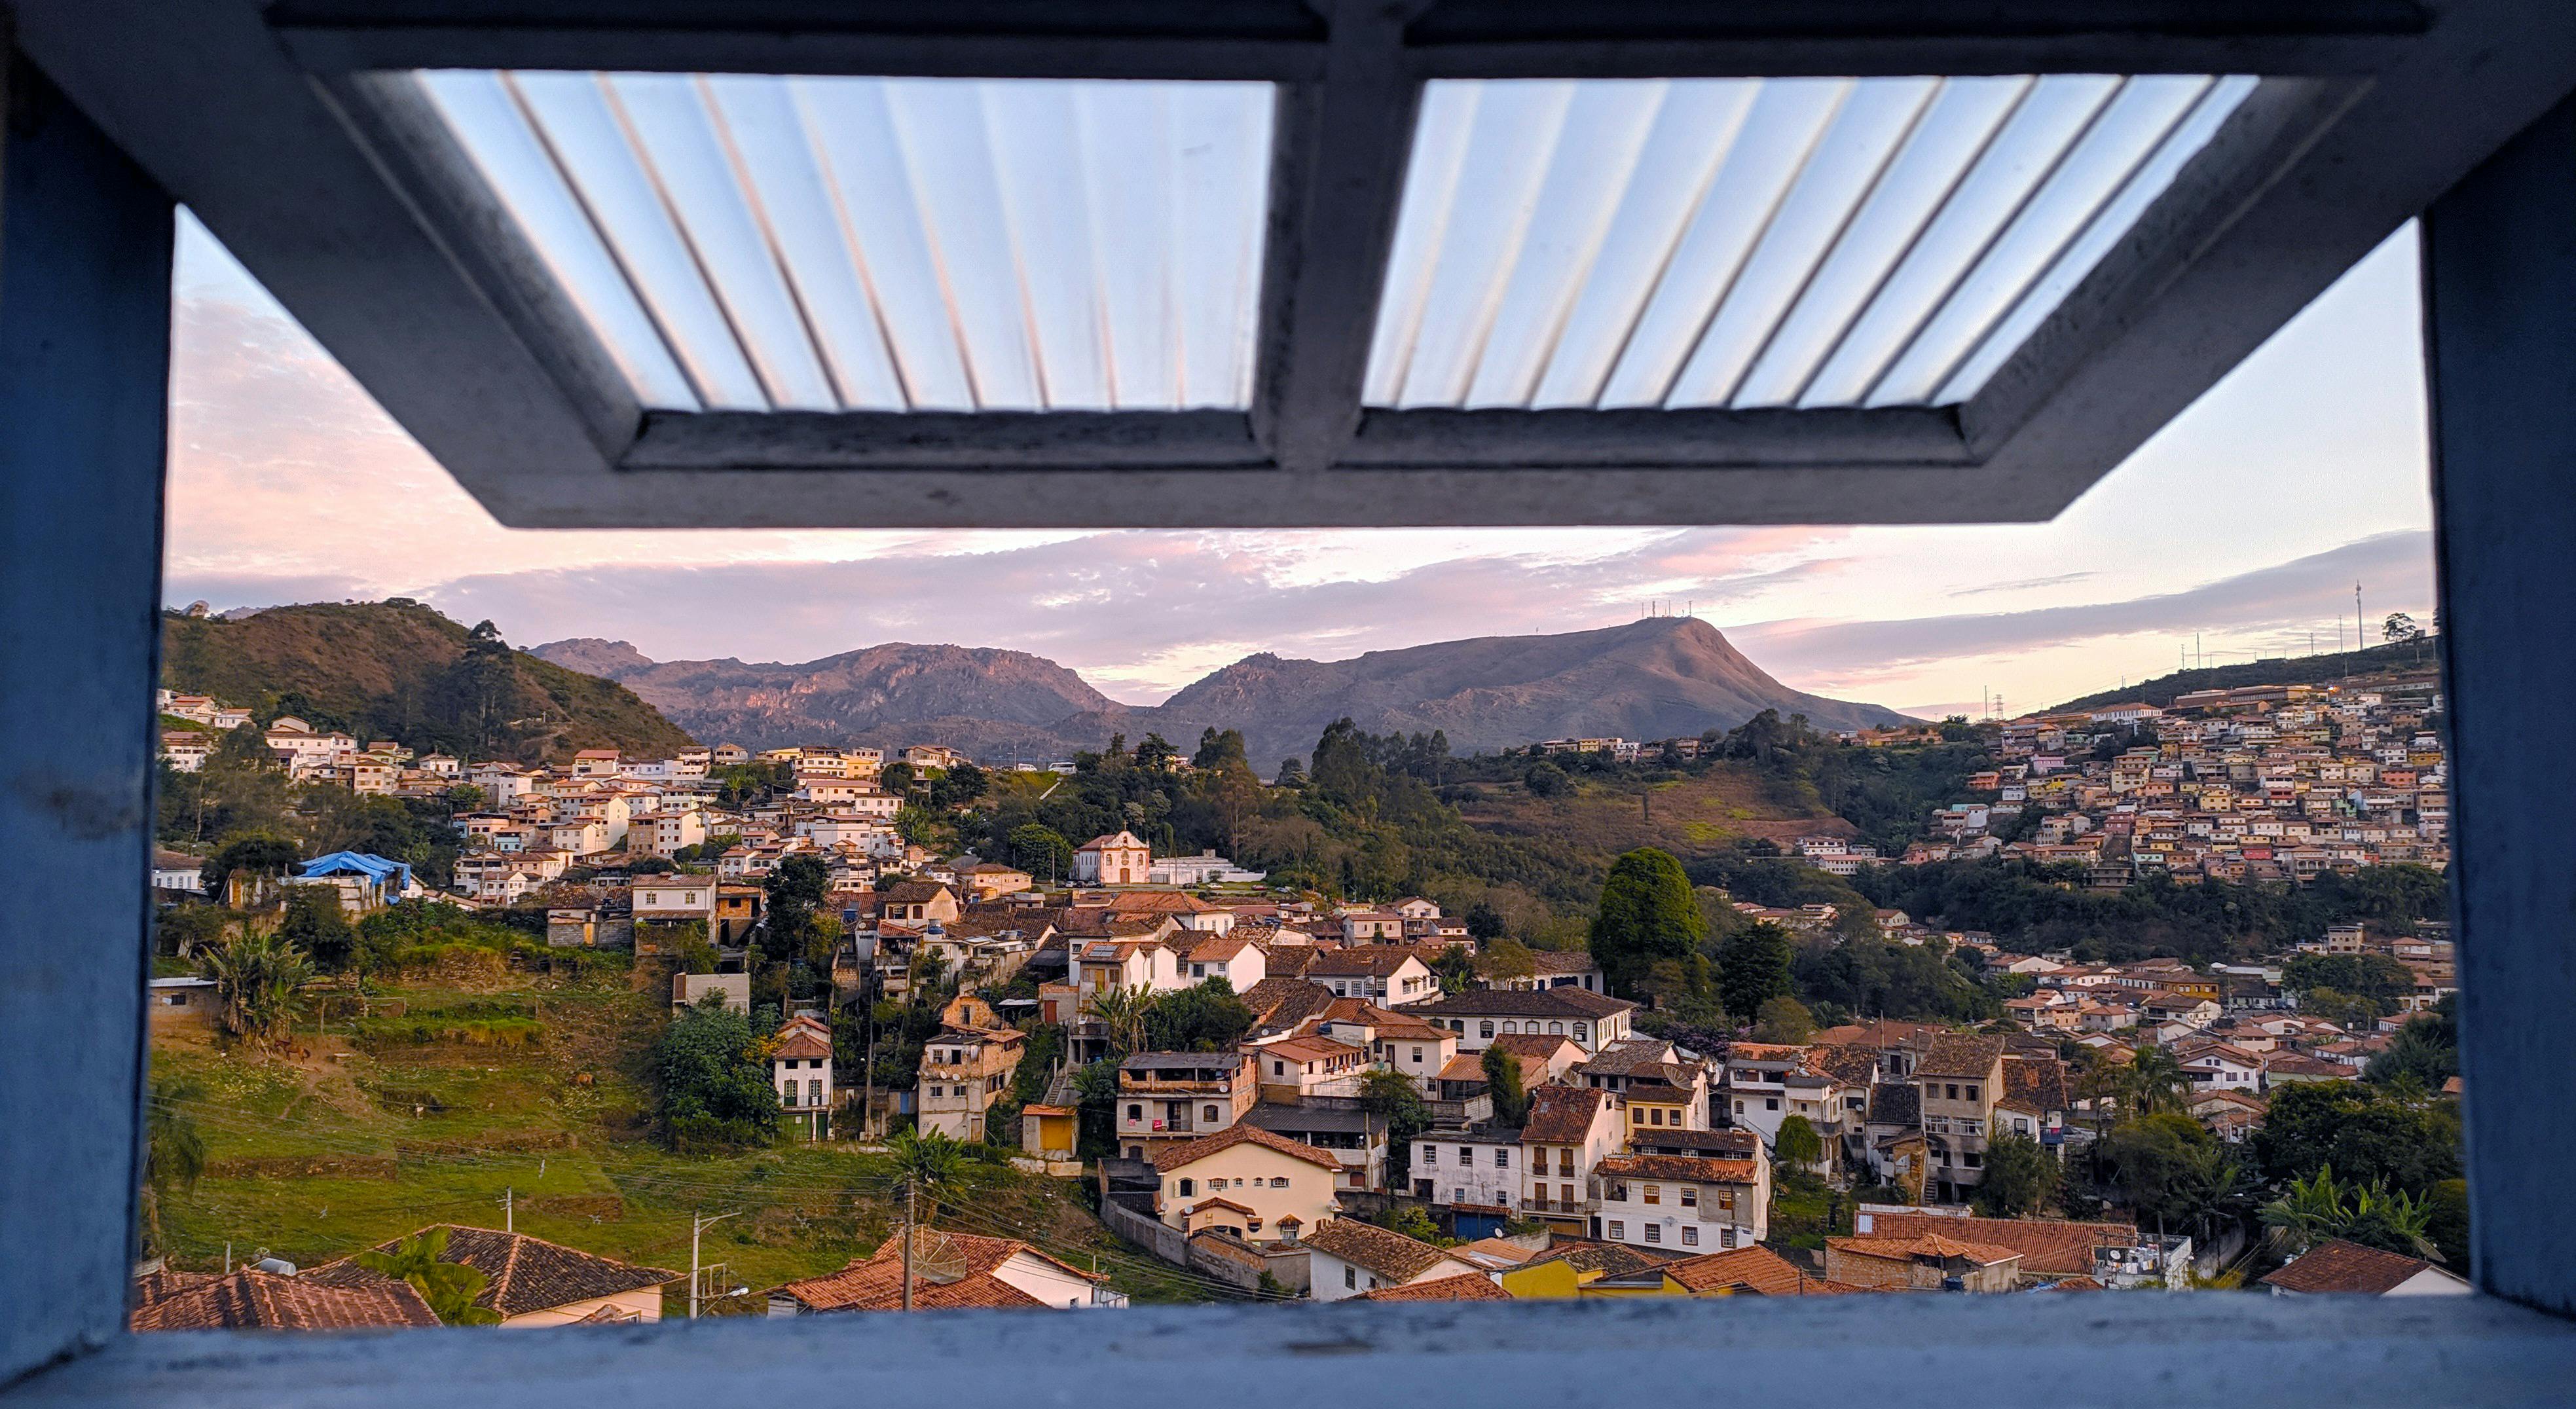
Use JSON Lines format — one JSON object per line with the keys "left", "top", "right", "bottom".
{"left": 160, "top": 601, "right": 695, "bottom": 763}
{"left": 2052, "top": 636, "right": 2441, "bottom": 712}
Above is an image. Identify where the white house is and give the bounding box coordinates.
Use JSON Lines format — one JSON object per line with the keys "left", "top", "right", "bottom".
{"left": 1300, "top": 1218, "right": 1481, "bottom": 1302}
{"left": 771, "top": 1014, "right": 834, "bottom": 1140}
{"left": 1073, "top": 830, "right": 1152, "bottom": 885}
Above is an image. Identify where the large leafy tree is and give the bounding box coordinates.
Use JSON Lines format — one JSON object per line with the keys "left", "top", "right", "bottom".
{"left": 1974, "top": 1131, "right": 2059, "bottom": 1217}
{"left": 2251, "top": 1082, "right": 2460, "bottom": 1196}
{"left": 653, "top": 998, "right": 781, "bottom": 1151}
{"left": 1361, "top": 1069, "right": 1431, "bottom": 1186}
{"left": 1589, "top": 848, "right": 1706, "bottom": 998}
{"left": 762, "top": 854, "right": 831, "bottom": 962}
{"left": 1142, "top": 979, "right": 1256, "bottom": 1052}
{"left": 276, "top": 887, "right": 355, "bottom": 971}
{"left": 355, "top": 1229, "right": 502, "bottom": 1326}
{"left": 1082, "top": 985, "right": 1152, "bottom": 1059}
{"left": 1004, "top": 824, "right": 1075, "bottom": 884}
{"left": 1716, "top": 921, "right": 1795, "bottom": 1023}
{"left": 1481, "top": 1044, "right": 1530, "bottom": 1126}
{"left": 2097, "top": 1112, "right": 2217, "bottom": 1224}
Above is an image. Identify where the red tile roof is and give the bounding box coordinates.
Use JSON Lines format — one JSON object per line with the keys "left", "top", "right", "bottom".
{"left": 1353, "top": 1272, "right": 1510, "bottom": 1302}
{"left": 1150, "top": 1122, "right": 1345, "bottom": 1174}
{"left": 1857, "top": 1214, "right": 2138, "bottom": 1276}
{"left": 773, "top": 1230, "right": 1097, "bottom": 1312}
{"left": 1663, "top": 1246, "right": 1866, "bottom": 1296}
{"left": 130, "top": 1267, "right": 440, "bottom": 1332}
{"left": 2258, "top": 1239, "right": 2453, "bottom": 1295}
{"left": 310, "top": 1225, "right": 676, "bottom": 1318}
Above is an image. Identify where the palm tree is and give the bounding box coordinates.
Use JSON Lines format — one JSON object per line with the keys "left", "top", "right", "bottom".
{"left": 2260, "top": 1164, "right": 2439, "bottom": 1261}
{"left": 2167, "top": 1141, "right": 2258, "bottom": 1245}
{"left": 887, "top": 1125, "right": 964, "bottom": 1218}
{"left": 198, "top": 930, "right": 314, "bottom": 1046}
{"left": 355, "top": 1228, "right": 502, "bottom": 1325}
{"left": 1083, "top": 985, "right": 1152, "bottom": 1059}
{"left": 140, "top": 1081, "right": 206, "bottom": 1255}
{"left": 2127, "top": 1045, "right": 2192, "bottom": 1117}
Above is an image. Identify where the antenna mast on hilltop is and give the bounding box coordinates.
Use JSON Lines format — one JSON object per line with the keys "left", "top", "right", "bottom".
{"left": 2356, "top": 581, "right": 2364, "bottom": 648}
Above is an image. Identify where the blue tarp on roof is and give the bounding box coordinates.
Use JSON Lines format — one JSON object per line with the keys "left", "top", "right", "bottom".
{"left": 299, "top": 851, "right": 414, "bottom": 894}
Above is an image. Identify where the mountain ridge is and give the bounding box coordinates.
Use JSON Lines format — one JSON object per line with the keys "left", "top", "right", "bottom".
{"left": 534, "top": 617, "right": 1909, "bottom": 764}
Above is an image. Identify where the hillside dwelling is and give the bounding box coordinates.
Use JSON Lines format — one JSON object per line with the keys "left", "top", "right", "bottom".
{"left": 145, "top": 976, "right": 217, "bottom": 1032}
{"left": 151, "top": 850, "right": 206, "bottom": 894}
{"left": 285, "top": 852, "right": 416, "bottom": 913}
{"left": 2260, "top": 1239, "right": 2475, "bottom": 1297}
{"left": 1072, "top": 830, "right": 1152, "bottom": 886}
{"left": 1519, "top": 1085, "right": 1625, "bottom": 1236}
{"left": 1415, "top": 989, "right": 1638, "bottom": 1053}
{"left": 571, "top": 748, "right": 620, "bottom": 778}
{"left": 1304, "top": 947, "right": 1439, "bottom": 1006}
{"left": 1301, "top": 1218, "right": 1481, "bottom": 1302}
{"left": 1412, "top": 1124, "right": 1524, "bottom": 1218}
{"left": 1116, "top": 1052, "right": 1255, "bottom": 1158}
{"left": 1824, "top": 1234, "right": 2024, "bottom": 1293}
{"left": 640, "top": 809, "right": 708, "bottom": 856}
{"left": 772, "top": 1014, "right": 835, "bottom": 1140}
{"left": 1594, "top": 1154, "right": 1771, "bottom": 1254}
{"left": 902, "top": 744, "right": 969, "bottom": 771}
{"left": 1152, "top": 1125, "right": 1345, "bottom": 1244}
{"left": 1183, "top": 936, "right": 1267, "bottom": 991}
{"left": 917, "top": 1024, "right": 1023, "bottom": 1143}
{"left": 769, "top": 1231, "right": 1123, "bottom": 1313}
{"left": 306, "top": 1228, "right": 676, "bottom": 1326}
{"left": 672, "top": 972, "right": 750, "bottom": 1014}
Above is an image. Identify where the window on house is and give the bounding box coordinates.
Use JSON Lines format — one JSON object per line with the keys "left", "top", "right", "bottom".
{"left": 1494, "top": 1150, "right": 1509, "bottom": 1169}
{"left": 1178, "top": 1179, "right": 1196, "bottom": 1197}
{"left": 1644, "top": 1184, "right": 1660, "bottom": 1204}
{"left": 1344, "top": 1266, "right": 1356, "bottom": 1289}
{"left": 1644, "top": 1224, "right": 1661, "bottom": 1243}
{"left": 1681, "top": 1187, "right": 1697, "bottom": 1207}
{"left": 1682, "top": 1226, "right": 1699, "bottom": 1247}
{"left": 1965, "top": 1086, "right": 1980, "bottom": 1102}
{"left": 1204, "top": 1105, "right": 1219, "bottom": 1122}
{"left": 1128, "top": 1105, "right": 1143, "bottom": 1121}
{"left": 1479, "top": 1021, "right": 1494, "bottom": 1038}
{"left": 1765, "top": 1097, "right": 1779, "bottom": 1110}
{"left": 1424, "top": 1145, "right": 1437, "bottom": 1166}
{"left": 1609, "top": 1181, "right": 1628, "bottom": 1200}
{"left": 1608, "top": 1221, "right": 1625, "bottom": 1240}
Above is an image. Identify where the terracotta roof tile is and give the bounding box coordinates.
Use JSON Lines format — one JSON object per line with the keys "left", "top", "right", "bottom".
{"left": 773, "top": 1230, "right": 1097, "bottom": 1312}
{"left": 1353, "top": 1272, "right": 1509, "bottom": 1302}
{"left": 1150, "top": 1122, "right": 1344, "bottom": 1174}
{"left": 312, "top": 1225, "right": 676, "bottom": 1317}
{"left": 1300, "top": 1218, "right": 1460, "bottom": 1282}
{"left": 1663, "top": 1246, "right": 1864, "bottom": 1296}
{"left": 1594, "top": 1154, "right": 1761, "bottom": 1184}
{"left": 1858, "top": 1214, "right": 2137, "bottom": 1276}
{"left": 2258, "top": 1239, "right": 2449, "bottom": 1294}
{"left": 131, "top": 1268, "right": 440, "bottom": 1332}
{"left": 1518, "top": 1085, "right": 1612, "bottom": 1144}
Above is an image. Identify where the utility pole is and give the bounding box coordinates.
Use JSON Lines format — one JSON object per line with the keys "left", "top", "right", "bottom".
{"left": 690, "top": 1210, "right": 736, "bottom": 1320}
{"left": 901, "top": 1180, "right": 917, "bottom": 1313}
{"left": 500, "top": 1186, "right": 512, "bottom": 1233}
{"left": 2356, "top": 581, "right": 2365, "bottom": 648}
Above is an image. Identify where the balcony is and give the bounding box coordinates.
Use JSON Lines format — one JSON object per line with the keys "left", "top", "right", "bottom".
{"left": 1520, "top": 1196, "right": 1602, "bottom": 1215}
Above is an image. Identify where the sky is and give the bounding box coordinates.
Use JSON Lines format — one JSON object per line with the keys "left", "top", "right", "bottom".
{"left": 164, "top": 208, "right": 2438, "bottom": 722}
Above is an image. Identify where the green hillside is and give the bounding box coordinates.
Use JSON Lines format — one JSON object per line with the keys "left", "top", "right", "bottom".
{"left": 161, "top": 600, "right": 695, "bottom": 763}
{"left": 2053, "top": 636, "right": 2441, "bottom": 712}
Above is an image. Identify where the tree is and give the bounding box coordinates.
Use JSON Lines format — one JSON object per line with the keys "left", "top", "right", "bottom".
{"left": 1751, "top": 995, "right": 1816, "bottom": 1044}
{"left": 1360, "top": 1068, "right": 1431, "bottom": 1186}
{"left": 1716, "top": 922, "right": 1795, "bottom": 1024}
{"left": 1082, "top": 985, "right": 1152, "bottom": 1059}
{"left": 141, "top": 1079, "right": 206, "bottom": 1254}
{"left": 1005, "top": 824, "right": 1075, "bottom": 885}
{"left": 199, "top": 832, "right": 299, "bottom": 901}
{"left": 198, "top": 930, "right": 313, "bottom": 1046}
{"left": 1522, "top": 761, "right": 1572, "bottom": 798}
{"left": 887, "top": 1126, "right": 965, "bottom": 1215}
{"left": 2125, "top": 1044, "right": 2192, "bottom": 1117}
{"left": 2261, "top": 1163, "right": 2438, "bottom": 1261}
{"left": 2098, "top": 1112, "right": 2215, "bottom": 1224}
{"left": 1143, "top": 979, "right": 1257, "bottom": 1052}
{"left": 355, "top": 1228, "right": 503, "bottom": 1325}
{"left": 1974, "top": 1131, "right": 2058, "bottom": 1217}
{"left": 929, "top": 762, "right": 989, "bottom": 811}
{"left": 1482, "top": 1044, "right": 1530, "bottom": 1126}
{"left": 2382, "top": 611, "right": 2423, "bottom": 644}
{"left": 762, "top": 854, "right": 830, "bottom": 962}
{"left": 2251, "top": 1081, "right": 2460, "bottom": 1196}
{"left": 1429, "top": 943, "right": 1479, "bottom": 995}
{"left": 1463, "top": 902, "right": 1507, "bottom": 942}
{"left": 276, "top": 887, "right": 356, "bottom": 971}
{"left": 653, "top": 998, "right": 781, "bottom": 1151}
{"left": 1589, "top": 848, "right": 1706, "bottom": 998}
{"left": 1773, "top": 1114, "right": 1823, "bottom": 1169}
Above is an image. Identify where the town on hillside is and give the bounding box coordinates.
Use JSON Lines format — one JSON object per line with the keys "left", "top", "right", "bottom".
{"left": 136, "top": 668, "right": 2466, "bottom": 1331}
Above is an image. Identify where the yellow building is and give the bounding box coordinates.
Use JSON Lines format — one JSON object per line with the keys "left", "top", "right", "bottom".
{"left": 1152, "top": 1124, "right": 1344, "bottom": 1244}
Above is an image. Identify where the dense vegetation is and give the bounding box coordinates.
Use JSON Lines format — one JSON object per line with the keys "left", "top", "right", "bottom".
{"left": 158, "top": 720, "right": 478, "bottom": 886}
{"left": 161, "top": 600, "right": 693, "bottom": 763}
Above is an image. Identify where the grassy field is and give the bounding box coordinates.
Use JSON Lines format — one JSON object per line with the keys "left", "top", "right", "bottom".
{"left": 1454, "top": 765, "right": 1853, "bottom": 864}
{"left": 148, "top": 961, "right": 1228, "bottom": 1311}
